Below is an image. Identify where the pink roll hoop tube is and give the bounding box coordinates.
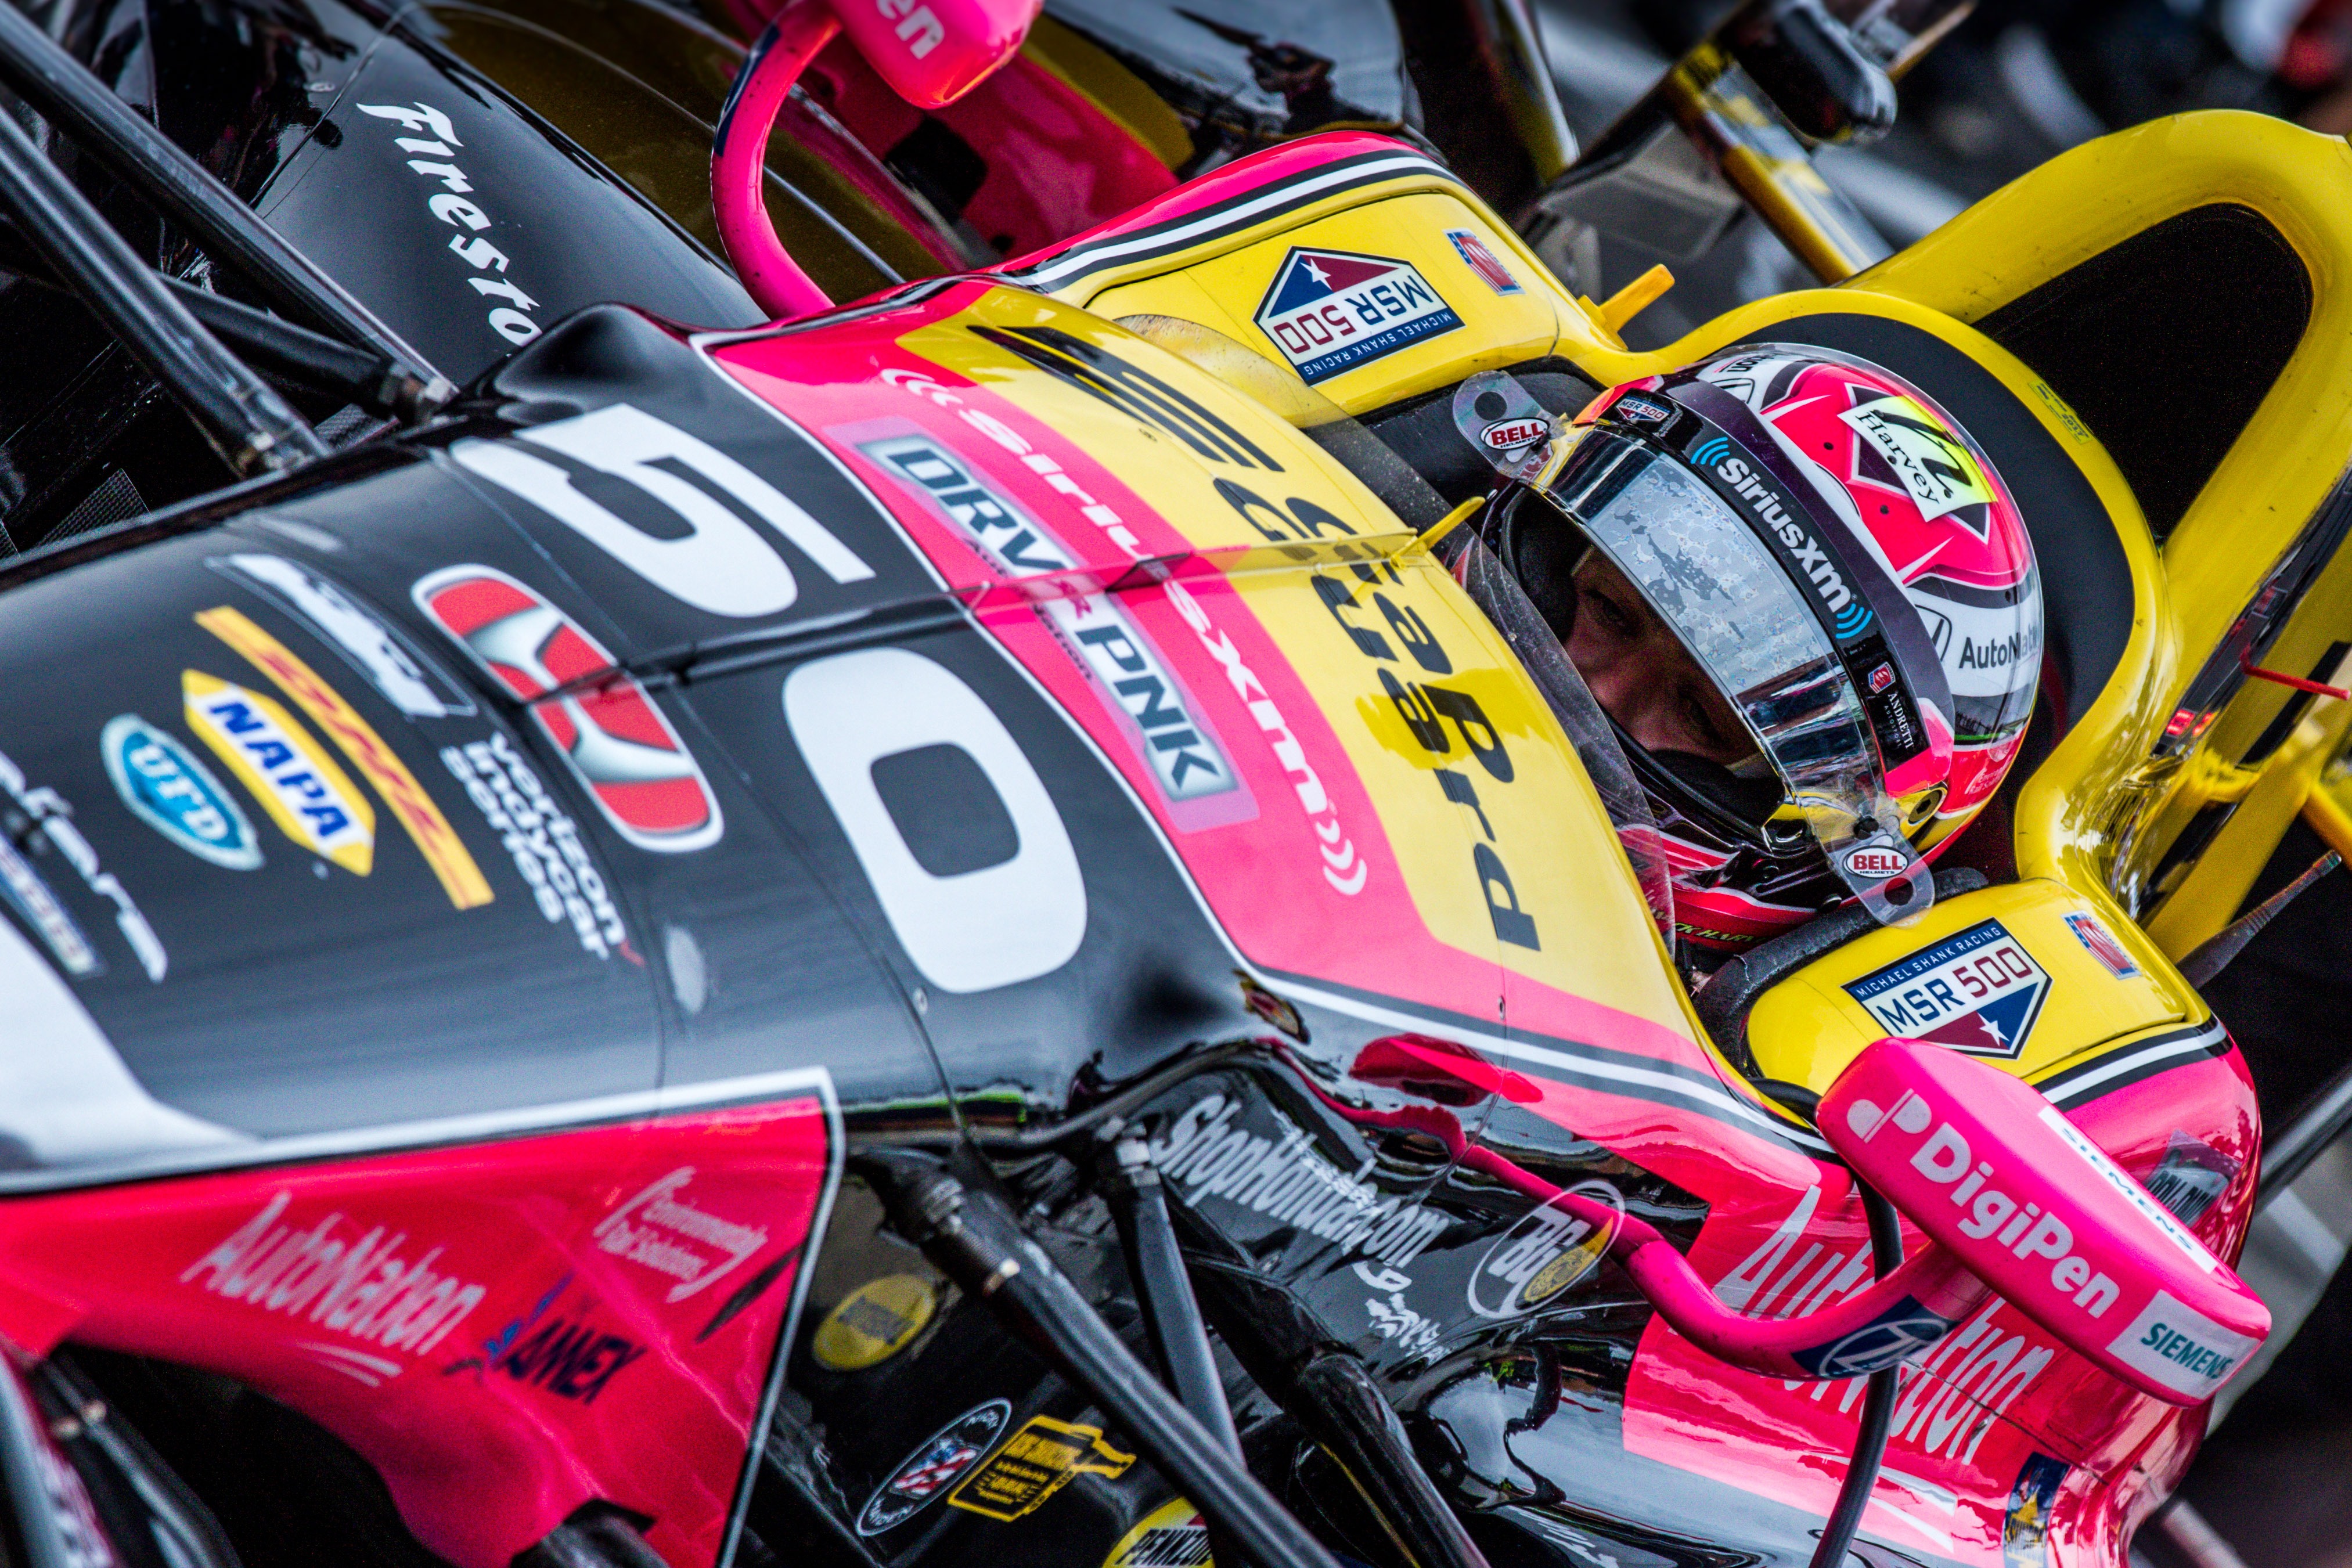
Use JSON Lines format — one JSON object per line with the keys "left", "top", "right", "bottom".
{"left": 711, "top": 0, "right": 1042, "bottom": 320}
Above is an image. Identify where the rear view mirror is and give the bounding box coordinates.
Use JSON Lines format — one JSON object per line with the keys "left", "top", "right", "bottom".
{"left": 831, "top": 0, "right": 1039, "bottom": 110}
{"left": 1823, "top": 1036, "right": 2269, "bottom": 1404}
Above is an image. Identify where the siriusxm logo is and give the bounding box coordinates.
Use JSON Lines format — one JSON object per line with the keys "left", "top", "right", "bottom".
{"left": 1703, "top": 449, "right": 1872, "bottom": 637}
{"left": 101, "top": 715, "right": 261, "bottom": 870}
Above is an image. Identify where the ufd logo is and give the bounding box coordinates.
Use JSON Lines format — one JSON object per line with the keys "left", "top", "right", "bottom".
{"left": 1255, "top": 248, "right": 1463, "bottom": 384}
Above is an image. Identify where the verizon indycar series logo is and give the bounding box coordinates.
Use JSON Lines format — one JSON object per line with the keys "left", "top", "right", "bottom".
{"left": 1842, "top": 919, "right": 2050, "bottom": 1058}
{"left": 1255, "top": 248, "right": 1463, "bottom": 384}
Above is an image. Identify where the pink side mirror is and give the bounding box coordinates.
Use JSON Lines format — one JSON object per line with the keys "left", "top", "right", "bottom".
{"left": 711, "top": 0, "right": 1042, "bottom": 319}
{"left": 833, "top": 0, "right": 1039, "bottom": 109}
{"left": 1823, "top": 1036, "right": 2268, "bottom": 1404}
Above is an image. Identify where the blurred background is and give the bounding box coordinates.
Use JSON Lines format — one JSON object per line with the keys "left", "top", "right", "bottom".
{"left": 1523, "top": 5, "right": 2352, "bottom": 1565}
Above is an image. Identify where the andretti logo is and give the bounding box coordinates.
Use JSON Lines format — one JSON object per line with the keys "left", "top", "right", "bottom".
{"left": 1255, "top": 248, "right": 1463, "bottom": 384}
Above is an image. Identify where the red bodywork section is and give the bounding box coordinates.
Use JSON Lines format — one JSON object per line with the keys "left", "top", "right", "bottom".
{"left": 0, "top": 1090, "right": 838, "bottom": 1568}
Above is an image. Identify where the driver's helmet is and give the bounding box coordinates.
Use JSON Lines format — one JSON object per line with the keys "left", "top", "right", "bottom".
{"left": 1490, "top": 344, "right": 2042, "bottom": 953}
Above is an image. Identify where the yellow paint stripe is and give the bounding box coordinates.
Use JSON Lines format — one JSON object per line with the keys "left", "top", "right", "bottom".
{"left": 197, "top": 606, "right": 494, "bottom": 909}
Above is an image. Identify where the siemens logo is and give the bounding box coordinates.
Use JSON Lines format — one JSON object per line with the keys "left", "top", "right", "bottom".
{"left": 1710, "top": 455, "right": 1861, "bottom": 623}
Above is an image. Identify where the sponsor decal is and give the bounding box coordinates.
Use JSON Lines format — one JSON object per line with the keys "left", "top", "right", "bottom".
{"left": 210, "top": 553, "right": 476, "bottom": 719}
{"left": 2061, "top": 911, "right": 2138, "bottom": 978}
{"left": 594, "top": 1166, "right": 770, "bottom": 1303}
{"left": 1102, "top": 1499, "right": 1209, "bottom": 1567}
{"left": 871, "top": 0, "right": 943, "bottom": 57}
{"left": 857, "top": 1398, "right": 1013, "bottom": 1536}
{"left": 2034, "top": 1106, "right": 2223, "bottom": 1273}
{"left": 1152, "top": 1093, "right": 1449, "bottom": 1272}
{"left": 2108, "top": 1289, "right": 2258, "bottom": 1400}
{"left": 1479, "top": 416, "right": 1550, "bottom": 453}
{"left": 1611, "top": 391, "right": 1673, "bottom": 424}
{"left": 1849, "top": 1094, "right": 2146, "bottom": 1328}
{"left": 1445, "top": 228, "right": 1522, "bottom": 294}
{"left": 1840, "top": 393, "right": 1994, "bottom": 527}
{"left": 1467, "top": 1180, "right": 1622, "bottom": 1319}
{"left": 1363, "top": 1291, "right": 1442, "bottom": 1354}
{"left": 1840, "top": 844, "right": 1909, "bottom": 880}
{"left": 0, "top": 745, "right": 150, "bottom": 981}
{"left": 1697, "top": 444, "right": 1872, "bottom": 639}
{"left": 0, "top": 833, "right": 94, "bottom": 979}
{"left": 100, "top": 714, "right": 261, "bottom": 871}
{"left": 441, "top": 734, "right": 627, "bottom": 960}
{"left": 2142, "top": 1134, "right": 2238, "bottom": 1225}
{"left": 182, "top": 672, "right": 374, "bottom": 874}
{"left": 2002, "top": 1452, "right": 2068, "bottom": 1568}
{"left": 1254, "top": 247, "right": 1464, "bottom": 384}
{"left": 181, "top": 1192, "right": 487, "bottom": 1378}
{"left": 860, "top": 435, "right": 1235, "bottom": 803}
{"left": 967, "top": 325, "right": 1284, "bottom": 471}
{"left": 1868, "top": 662, "right": 1896, "bottom": 694}
{"left": 1842, "top": 919, "right": 2050, "bottom": 1058}
{"left": 948, "top": 1414, "right": 1134, "bottom": 1522}
{"left": 471, "top": 1275, "right": 644, "bottom": 1405}
{"left": 354, "top": 101, "right": 542, "bottom": 347}
{"left": 416, "top": 567, "right": 723, "bottom": 853}
{"left": 1165, "top": 576, "right": 1367, "bottom": 894}
{"left": 1309, "top": 553, "right": 1539, "bottom": 945}
{"left": 1792, "top": 1293, "right": 1955, "bottom": 1378}
{"left": 812, "top": 1274, "right": 938, "bottom": 1371}
{"left": 197, "top": 607, "right": 492, "bottom": 909}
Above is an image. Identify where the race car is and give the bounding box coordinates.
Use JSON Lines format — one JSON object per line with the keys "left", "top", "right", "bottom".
{"left": 0, "top": 3, "right": 2336, "bottom": 1568}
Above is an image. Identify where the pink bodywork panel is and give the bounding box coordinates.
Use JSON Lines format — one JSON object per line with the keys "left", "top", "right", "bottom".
{"left": 0, "top": 1092, "right": 838, "bottom": 1568}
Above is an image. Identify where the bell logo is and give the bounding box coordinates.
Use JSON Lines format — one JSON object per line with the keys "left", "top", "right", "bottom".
{"left": 1842, "top": 845, "right": 1907, "bottom": 879}
{"left": 1480, "top": 417, "right": 1550, "bottom": 452}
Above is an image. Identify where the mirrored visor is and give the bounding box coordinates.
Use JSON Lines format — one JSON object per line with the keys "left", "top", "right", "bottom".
{"left": 1539, "top": 430, "right": 1931, "bottom": 922}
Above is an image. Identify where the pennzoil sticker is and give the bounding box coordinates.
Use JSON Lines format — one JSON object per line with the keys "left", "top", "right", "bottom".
{"left": 1254, "top": 247, "right": 1462, "bottom": 384}
{"left": 857, "top": 1398, "right": 1011, "bottom": 1536}
{"left": 812, "top": 1274, "right": 938, "bottom": 1371}
{"left": 947, "top": 1414, "right": 1134, "bottom": 1522}
{"left": 1103, "top": 1499, "right": 1209, "bottom": 1566}
{"left": 1842, "top": 918, "right": 2050, "bottom": 1058}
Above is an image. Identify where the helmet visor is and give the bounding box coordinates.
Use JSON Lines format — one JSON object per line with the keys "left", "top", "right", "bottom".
{"left": 1535, "top": 429, "right": 1932, "bottom": 923}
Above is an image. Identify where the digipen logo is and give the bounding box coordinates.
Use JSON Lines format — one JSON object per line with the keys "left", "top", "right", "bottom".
{"left": 1845, "top": 1094, "right": 2123, "bottom": 1317}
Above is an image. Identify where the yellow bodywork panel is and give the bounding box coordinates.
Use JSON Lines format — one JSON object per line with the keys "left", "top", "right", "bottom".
{"left": 1747, "top": 881, "right": 2195, "bottom": 1090}
{"left": 901, "top": 289, "right": 1705, "bottom": 1047}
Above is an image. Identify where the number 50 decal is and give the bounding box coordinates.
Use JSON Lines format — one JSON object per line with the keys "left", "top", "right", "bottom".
{"left": 454, "top": 403, "right": 875, "bottom": 618}
{"left": 785, "top": 648, "right": 1086, "bottom": 994}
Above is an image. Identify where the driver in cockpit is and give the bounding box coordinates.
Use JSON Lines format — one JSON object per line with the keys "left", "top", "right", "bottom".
{"left": 1482, "top": 345, "right": 2045, "bottom": 960}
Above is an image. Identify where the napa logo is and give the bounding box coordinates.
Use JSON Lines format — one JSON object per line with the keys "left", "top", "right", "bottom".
{"left": 181, "top": 672, "right": 375, "bottom": 875}
{"left": 101, "top": 714, "right": 262, "bottom": 870}
{"left": 1254, "top": 247, "right": 1462, "bottom": 384}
